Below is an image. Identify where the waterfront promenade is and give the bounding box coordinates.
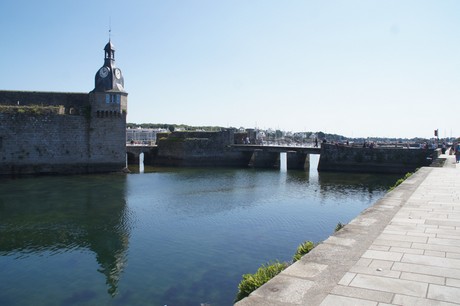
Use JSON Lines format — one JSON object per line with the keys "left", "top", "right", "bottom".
{"left": 236, "top": 153, "right": 460, "bottom": 305}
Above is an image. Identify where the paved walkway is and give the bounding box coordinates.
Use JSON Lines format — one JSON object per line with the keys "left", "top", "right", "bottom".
{"left": 236, "top": 153, "right": 460, "bottom": 305}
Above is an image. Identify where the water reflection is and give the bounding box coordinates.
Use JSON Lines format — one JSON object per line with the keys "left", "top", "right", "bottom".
{"left": 0, "top": 175, "right": 131, "bottom": 296}
{"left": 0, "top": 168, "right": 400, "bottom": 306}
{"left": 317, "top": 171, "right": 400, "bottom": 204}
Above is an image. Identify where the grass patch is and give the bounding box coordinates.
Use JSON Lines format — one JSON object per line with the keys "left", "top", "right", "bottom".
{"left": 235, "top": 261, "right": 288, "bottom": 302}
{"left": 388, "top": 172, "right": 413, "bottom": 191}
{"left": 292, "top": 241, "right": 316, "bottom": 262}
{"left": 0, "top": 105, "right": 63, "bottom": 115}
{"left": 335, "top": 222, "right": 345, "bottom": 232}
{"left": 162, "top": 136, "right": 185, "bottom": 142}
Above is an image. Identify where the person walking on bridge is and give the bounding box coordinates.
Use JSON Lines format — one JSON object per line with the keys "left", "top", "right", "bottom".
{"left": 455, "top": 142, "right": 460, "bottom": 163}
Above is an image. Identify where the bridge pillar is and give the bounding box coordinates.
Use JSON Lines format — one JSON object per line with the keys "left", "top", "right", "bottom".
{"left": 126, "top": 152, "right": 140, "bottom": 165}
{"left": 249, "top": 150, "right": 279, "bottom": 168}
{"left": 143, "top": 148, "right": 158, "bottom": 166}
{"left": 286, "top": 151, "right": 309, "bottom": 170}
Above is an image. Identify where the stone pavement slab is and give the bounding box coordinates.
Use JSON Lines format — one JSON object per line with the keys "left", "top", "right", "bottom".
{"left": 235, "top": 154, "right": 460, "bottom": 305}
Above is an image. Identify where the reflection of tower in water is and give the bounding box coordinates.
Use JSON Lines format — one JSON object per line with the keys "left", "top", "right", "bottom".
{"left": 88, "top": 217, "right": 130, "bottom": 296}
{"left": 0, "top": 175, "right": 131, "bottom": 296}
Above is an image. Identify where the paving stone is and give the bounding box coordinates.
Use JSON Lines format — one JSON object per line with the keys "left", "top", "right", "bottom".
{"left": 392, "top": 262, "right": 460, "bottom": 279}
{"left": 330, "top": 284, "right": 394, "bottom": 303}
{"left": 416, "top": 224, "right": 438, "bottom": 229}
{"left": 390, "top": 246, "right": 424, "bottom": 255}
{"left": 402, "top": 253, "right": 460, "bottom": 269}
{"left": 400, "top": 272, "right": 445, "bottom": 285}
{"left": 386, "top": 224, "right": 425, "bottom": 232}
{"left": 368, "top": 259, "right": 395, "bottom": 270}
{"left": 445, "top": 213, "right": 460, "bottom": 219}
{"left": 420, "top": 213, "right": 450, "bottom": 219}
{"left": 446, "top": 253, "right": 460, "bottom": 259}
{"left": 425, "top": 228, "right": 460, "bottom": 236}
{"left": 406, "top": 231, "right": 437, "bottom": 238}
{"left": 424, "top": 250, "right": 446, "bottom": 258}
{"left": 412, "top": 242, "right": 460, "bottom": 254}
{"left": 369, "top": 245, "right": 390, "bottom": 251}
{"left": 427, "top": 237, "right": 460, "bottom": 247}
{"left": 427, "top": 284, "right": 460, "bottom": 304}
{"left": 319, "top": 294, "right": 377, "bottom": 306}
{"left": 426, "top": 219, "right": 460, "bottom": 227}
{"left": 391, "top": 218, "right": 425, "bottom": 224}
{"left": 438, "top": 225, "right": 457, "bottom": 230}
{"left": 348, "top": 218, "right": 378, "bottom": 227}
{"left": 362, "top": 250, "right": 403, "bottom": 262}
{"left": 349, "top": 265, "right": 401, "bottom": 279}
{"left": 323, "top": 236, "right": 356, "bottom": 247}
{"left": 356, "top": 258, "right": 372, "bottom": 267}
{"left": 392, "top": 294, "right": 459, "bottom": 306}
{"left": 382, "top": 229, "right": 408, "bottom": 235}
{"left": 446, "top": 278, "right": 460, "bottom": 288}
{"left": 378, "top": 233, "right": 428, "bottom": 243}
{"left": 282, "top": 261, "right": 328, "bottom": 279}
{"left": 235, "top": 295, "right": 299, "bottom": 306}
{"left": 349, "top": 274, "right": 428, "bottom": 297}
{"left": 436, "top": 234, "right": 460, "bottom": 240}
{"left": 373, "top": 239, "right": 412, "bottom": 248}
{"left": 338, "top": 272, "right": 356, "bottom": 286}
{"left": 249, "top": 275, "right": 314, "bottom": 304}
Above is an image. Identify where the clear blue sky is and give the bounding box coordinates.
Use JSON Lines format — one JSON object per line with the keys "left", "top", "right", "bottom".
{"left": 1, "top": 0, "right": 460, "bottom": 139}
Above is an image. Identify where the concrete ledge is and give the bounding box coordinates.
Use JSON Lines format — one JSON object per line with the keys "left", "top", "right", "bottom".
{"left": 235, "top": 167, "right": 431, "bottom": 305}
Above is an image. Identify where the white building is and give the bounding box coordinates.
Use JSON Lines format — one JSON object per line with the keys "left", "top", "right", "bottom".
{"left": 126, "top": 128, "right": 164, "bottom": 145}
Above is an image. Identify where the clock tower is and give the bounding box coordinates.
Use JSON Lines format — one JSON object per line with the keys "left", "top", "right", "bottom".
{"left": 90, "top": 40, "right": 127, "bottom": 116}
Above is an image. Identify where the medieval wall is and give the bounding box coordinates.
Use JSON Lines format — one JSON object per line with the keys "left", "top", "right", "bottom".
{"left": 153, "top": 130, "right": 251, "bottom": 167}
{"left": 0, "top": 90, "right": 89, "bottom": 113}
{"left": 0, "top": 91, "right": 126, "bottom": 175}
{"left": 318, "top": 143, "right": 434, "bottom": 174}
{"left": 89, "top": 112, "right": 127, "bottom": 165}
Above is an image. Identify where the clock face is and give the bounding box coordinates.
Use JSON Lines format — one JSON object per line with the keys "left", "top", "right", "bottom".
{"left": 99, "top": 67, "right": 109, "bottom": 78}
{"left": 115, "top": 68, "right": 121, "bottom": 79}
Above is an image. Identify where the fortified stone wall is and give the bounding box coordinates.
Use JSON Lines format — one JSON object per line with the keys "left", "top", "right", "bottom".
{"left": 154, "top": 130, "right": 251, "bottom": 167}
{"left": 0, "top": 112, "right": 88, "bottom": 174}
{"left": 0, "top": 104, "right": 126, "bottom": 175}
{"left": 89, "top": 112, "right": 127, "bottom": 164}
{"left": 318, "top": 143, "right": 434, "bottom": 174}
{"left": 0, "top": 90, "right": 89, "bottom": 114}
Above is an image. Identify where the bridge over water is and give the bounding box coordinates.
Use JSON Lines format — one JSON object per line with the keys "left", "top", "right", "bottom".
{"left": 230, "top": 144, "right": 321, "bottom": 169}
{"left": 127, "top": 142, "right": 436, "bottom": 174}
{"left": 230, "top": 144, "right": 321, "bottom": 154}
{"left": 126, "top": 144, "right": 321, "bottom": 170}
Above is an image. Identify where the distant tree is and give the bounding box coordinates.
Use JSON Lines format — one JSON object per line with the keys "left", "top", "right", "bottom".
{"left": 275, "top": 130, "right": 283, "bottom": 139}
{"left": 168, "top": 125, "right": 175, "bottom": 132}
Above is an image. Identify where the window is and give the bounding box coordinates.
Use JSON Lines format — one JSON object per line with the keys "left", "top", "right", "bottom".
{"left": 105, "top": 94, "right": 120, "bottom": 104}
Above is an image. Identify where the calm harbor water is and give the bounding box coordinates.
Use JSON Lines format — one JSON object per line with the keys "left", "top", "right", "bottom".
{"left": 0, "top": 156, "right": 400, "bottom": 306}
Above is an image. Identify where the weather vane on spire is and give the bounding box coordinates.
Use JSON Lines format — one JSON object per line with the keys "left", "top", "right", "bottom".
{"left": 109, "top": 16, "right": 112, "bottom": 41}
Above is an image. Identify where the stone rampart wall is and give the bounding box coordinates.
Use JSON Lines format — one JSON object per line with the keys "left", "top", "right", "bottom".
{"left": 89, "top": 114, "right": 127, "bottom": 163}
{"left": 0, "top": 111, "right": 126, "bottom": 175}
{"left": 318, "top": 143, "right": 434, "bottom": 174}
{"left": 154, "top": 130, "right": 251, "bottom": 167}
{"left": 0, "top": 90, "right": 89, "bottom": 108}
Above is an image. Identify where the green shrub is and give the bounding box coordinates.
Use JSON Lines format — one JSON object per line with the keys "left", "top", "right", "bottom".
{"left": 335, "top": 222, "right": 345, "bottom": 232}
{"left": 0, "top": 105, "right": 62, "bottom": 115}
{"left": 235, "top": 261, "right": 287, "bottom": 302}
{"left": 292, "top": 241, "right": 316, "bottom": 262}
{"left": 388, "top": 172, "right": 413, "bottom": 191}
{"left": 164, "top": 136, "right": 184, "bottom": 142}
